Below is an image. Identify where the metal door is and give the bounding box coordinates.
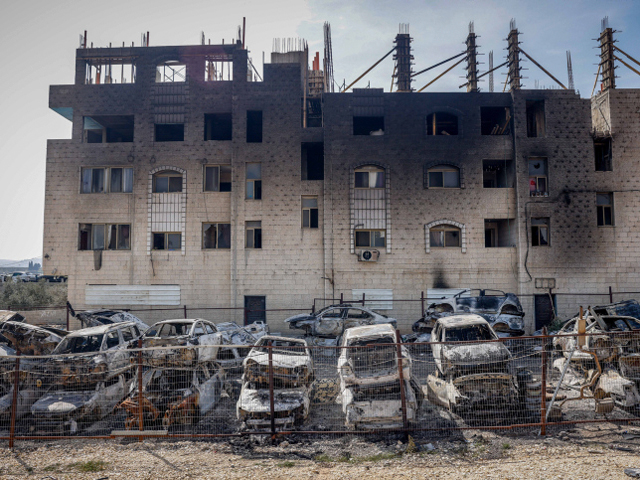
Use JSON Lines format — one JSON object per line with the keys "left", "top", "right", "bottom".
{"left": 244, "top": 296, "right": 266, "bottom": 325}
{"left": 534, "top": 294, "right": 556, "bottom": 330}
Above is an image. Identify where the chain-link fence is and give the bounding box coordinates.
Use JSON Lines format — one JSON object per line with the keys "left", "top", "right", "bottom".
{"left": 2, "top": 329, "right": 640, "bottom": 447}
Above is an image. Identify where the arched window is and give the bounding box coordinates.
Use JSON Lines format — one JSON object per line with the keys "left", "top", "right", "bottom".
{"left": 153, "top": 170, "right": 183, "bottom": 193}
{"left": 426, "top": 112, "right": 458, "bottom": 136}
{"left": 354, "top": 166, "right": 385, "bottom": 189}
{"left": 427, "top": 165, "right": 460, "bottom": 188}
{"left": 430, "top": 225, "right": 461, "bottom": 248}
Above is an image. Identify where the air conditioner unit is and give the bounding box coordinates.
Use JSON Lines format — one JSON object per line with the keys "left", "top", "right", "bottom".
{"left": 357, "top": 249, "right": 380, "bottom": 262}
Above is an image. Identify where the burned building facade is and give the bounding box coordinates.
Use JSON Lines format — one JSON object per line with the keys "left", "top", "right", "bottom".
{"left": 43, "top": 26, "right": 640, "bottom": 333}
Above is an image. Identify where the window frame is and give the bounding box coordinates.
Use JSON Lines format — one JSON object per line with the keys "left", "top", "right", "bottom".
{"left": 245, "top": 163, "right": 262, "bottom": 200}
{"left": 426, "top": 165, "right": 460, "bottom": 189}
{"left": 354, "top": 166, "right": 385, "bottom": 189}
{"left": 426, "top": 112, "right": 459, "bottom": 136}
{"left": 81, "top": 167, "right": 133, "bottom": 194}
{"left": 202, "top": 222, "right": 232, "bottom": 249}
{"left": 301, "top": 196, "right": 319, "bottom": 229}
{"left": 152, "top": 232, "right": 182, "bottom": 251}
{"left": 355, "top": 229, "right": 386, "bottom": 248}
{"left": 153, "top": 171, "right": 183, "bottom": 193}
{"left": 429, "top": 225, "right": 462, "bottom": 248}
{"left": 531, "top": 217, "right": 550, "bottom": 247}
{"left": 156, "top": 61, "right": 186, "bottom": 83}
{"left": 245, "top": 221, "right": 262, "bottom": 249}
{"left": 78, "top": 223, "right": 131, "bottom": 251}
{"left": 526, "top": 100, "right": 546, "bottom": 138}
{"left": 203, "top": 165, "right": 232, "bottom": 192}
{"left": 597, "top": 193, "right": 614, "bottom": 227}
{"left": 528, "top": 158, "right": 548, "bottom": 197}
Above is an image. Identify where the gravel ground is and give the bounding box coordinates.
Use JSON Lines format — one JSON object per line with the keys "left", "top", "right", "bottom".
{"left": 1, "top": 423, "right": 640, "bottom": 479}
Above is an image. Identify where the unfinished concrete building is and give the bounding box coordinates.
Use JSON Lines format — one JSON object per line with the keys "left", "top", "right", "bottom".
{"left": 43, "top": 21, "right": 640, "bottom": 332}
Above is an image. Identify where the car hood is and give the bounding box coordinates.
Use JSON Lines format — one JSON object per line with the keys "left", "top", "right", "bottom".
{"left": 245, "top": 352, "right": 311, "bottom": 369}
{"left": 238, "top": 386, "right": 308, "bottom": 413}
{"left": 441, "top": 342, "right": 510, "bottom": 364}
{"left": 32, "top": 390, "right": 97, "bottom": 415}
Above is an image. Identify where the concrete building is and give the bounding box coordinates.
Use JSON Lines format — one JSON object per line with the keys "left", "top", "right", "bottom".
{"left": 43, "top": 25, "right": 640, "bottom": 332}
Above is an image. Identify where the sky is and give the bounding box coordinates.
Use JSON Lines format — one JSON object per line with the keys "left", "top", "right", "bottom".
{"left": 1, "top": 0, "right": 639, "bottom": 260}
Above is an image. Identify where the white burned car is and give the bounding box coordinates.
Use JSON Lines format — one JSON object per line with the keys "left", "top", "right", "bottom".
{"left": 141, "top": 319, "right": 223, "bottom": 366}
{"left": 237, "top": 336, "right": 313, "bottom": 428}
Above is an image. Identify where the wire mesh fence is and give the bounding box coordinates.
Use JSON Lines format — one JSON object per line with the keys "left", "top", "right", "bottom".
{"left": 2, "top": 328, "right": 640, "bottom": 446}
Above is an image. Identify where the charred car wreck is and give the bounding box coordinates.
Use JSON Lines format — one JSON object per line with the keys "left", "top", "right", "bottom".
{"left": 413, "top": 290, "right": 525, "bottom": 336}
{"left": 337, "top": 324, "right": 422, "bottom": 429}
{"left": 237, "top": 336, "right": 313, "bottom": 429}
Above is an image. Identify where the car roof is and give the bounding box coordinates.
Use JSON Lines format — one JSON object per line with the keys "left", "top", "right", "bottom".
{"left": 151, "top": 318, "right": 208, "bottom": 326}
{"left": 343, "top": 323, "right": 396, "bottom": 339}
{"left": 257, "top": 335, "right": 308, "bottom": 346}
{"left": 436, "top": 314, "right": 489, "bottom": 328}
{"left": 66, "top": 321, "right": 138, "bottom": 337}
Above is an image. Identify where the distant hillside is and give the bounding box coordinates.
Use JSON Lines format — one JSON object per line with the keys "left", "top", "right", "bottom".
{"left": 0, "top": 256, "right": 43, "bottom": 269}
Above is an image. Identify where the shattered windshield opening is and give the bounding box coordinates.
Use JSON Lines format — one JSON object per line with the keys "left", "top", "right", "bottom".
{"left": 155, "top": 323, "right": 192, "bottom": 337}
{"left": 445, "top": 325, "right": 495, "bottom": 342}
{"left": 56, "top": 334, "right": 104, "bottom": 354}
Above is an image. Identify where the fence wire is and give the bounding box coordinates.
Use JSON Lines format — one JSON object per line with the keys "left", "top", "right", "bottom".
{"left": 1, "top": 331, "right": 640, "bottom": 445}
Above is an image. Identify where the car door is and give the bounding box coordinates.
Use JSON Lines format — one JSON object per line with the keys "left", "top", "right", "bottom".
{"left": 315, "top": 307, "right": 345, "bottom": 336}
{"left": 103, "top": 329, "right": 127, "bottom": 374}
{"left": 193, "top": 321, "right": 220, "bottom": 362}
{"left": 196, "top": 365, "right": 221, "bottom": 415}
{"left": 431, "top": 323, "right": 443, "bottom": 374}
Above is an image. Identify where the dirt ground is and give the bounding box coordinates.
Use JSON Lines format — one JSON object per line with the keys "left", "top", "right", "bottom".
{"left": 1, "top": 422, "right": 640, "bottom": 479}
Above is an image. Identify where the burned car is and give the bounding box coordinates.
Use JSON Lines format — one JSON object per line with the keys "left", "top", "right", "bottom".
{"left": 285, "top": 304, "right": 397, "bottom": 340}
{"left": 214, "top": 322, "right": 267, "bottom": 372}
{"left": 0, "top": 320, "right": 67, "bottom": 356}
{"left": 338, "top": 324, "right": 421, "bottom": 429}
{"left": 236, "top": 336, "right": 313, "bottom": 428}
{"left": 74, "top": 308, "right": 148, "bottom": 331}
{"left": 141, "top": 319, "right": 223, "bottom": 366}
{"left": 425, "top": 315, "right": 521, "bottom": 414}
{"left": 413, "top": 290, "right": 525, "bottom": 336}
{"left": 119, "top": 361, "right": 224, "bottom": 428}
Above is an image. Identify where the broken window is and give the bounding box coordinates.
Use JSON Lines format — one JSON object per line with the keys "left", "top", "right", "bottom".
{"left": 483, "top": 160, "right": 513, "bottom": 188}
{"left": 426, "top": 112, "right": 458, "bottom": 136}
{"left": 246, "top": 111, "right": 263, "bottom": 143}
{"left": 430, "top": 225, "right": 461, "bottom": 248}
{"left": 353, "top": 116, "right": 384, "bottom": 135}
{"left": 531, "top": 218, "right": 550, "bottom": 246}
{"left": 84, "top": 116, "right": 134, "bottom": 143}
{"left": 484, "top": 219, "right": 516, "bottom": 248}
{"left": 204, "top": 165, "right": 231, "bottom": 192}
{"left": 529, "top": 158, "right": 548, "bottom": 196}
{"left": 306, "top": 98, "right": 322, "bottom": 128}
{"left": 78, "top": 224, "right": 131, "bottom": 251}
{"left": 152, "top": 232, "right": 181, "bottom": 250}
{"left": 355, "top": 230, "right": 385, "bottom": 248}
{"left": 301, "top": 196, "right": 319, "bottom": 228}
{"left": 597, "top": 193, "right": 614, "bottom": 226}
{"left": 355, "top": 166, "right": 385, "bottom": 189}
{"left": 245, "top": 221, "right": 262, "bottom": 249}
{"left": 85, "top": 59, "right": 136, "bottom": 84}
{"left": 203, "top": 223, "right": 231, "bottom": 249}
{"left": 82, "top": 167, "right": 133, "bottom": 194}
{"left": 153, "top": 171, "right": 182, "bottom": 193}
{"left": 204, "top": 113, "right": 232, "bottom": 141}
{"left": 204, "top": 57, "right": 233, "bottom": 81}
{"left": 301, "top": 143, "right": 324, "bottom": 180}
{"left": 155, "top": 124, "right": 184, "bottom": 142}
{"left": 426, "top": 165, "right": 460, "bottom": 188}
{"left": 156, "top": 61, "right": 186, "bottom": 83}
{"left": 594, "top": 138, "right": 612, "bottom": 171}
{"left": 526, "top": 100, "right": 545, "bottom": 137}
{"left": 246, "top": 163, "right": 262, "bottom": 199}
{"left": 481, "top": 107, "right": 511, "bottom": 135}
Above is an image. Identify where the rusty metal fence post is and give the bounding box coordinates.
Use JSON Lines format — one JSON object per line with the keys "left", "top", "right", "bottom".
{"left": 183, "top": 305, "right": 188, "bottom": 319}
{"left": 609, "top": 286, "right": 613, "bottom": 303}
{"left": 9, "top": 350, "right": 20, "bottom": 449}
{"left": 267, "top": 340, "right": 276, "bottom": 442}
{"left": 421, "top": 291, "right": 425, "bottom": 318}
{"left": 394, "top": 330, "right": 409, "bottom": 440}
{"left": 540, "top": 326, "right": 548, "bottom": 436}
{"left": 137, "top": 338, "right": 144, "bottom": 442}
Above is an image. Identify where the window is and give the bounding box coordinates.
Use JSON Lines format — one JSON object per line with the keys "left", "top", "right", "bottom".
{"left": 301, "top": 142, "right": 324, "bottom": 180}
{"left": 78, "top": 224, "right": 131, "bottom": 251}
{"left": 247, "top": 110, "right": 262, "bottom": 143}
{"left": 82, "top": 167, "right": 133, "bottom": 194}
{"left": 152, "top": 232, "right": 181, "bottom": 250}
{"left": 205, "top": 57, "right": 233, "bottom": 81}
{"left": 531, "top": 218, "right": 549, "bottom": 246}
{"left": 204, "top": 113, "right": 232, "bottom": 141}
{"left": 105, "top": 331, "right": 120, "bottom": 349}
{"left": 353, "top": 116, "right": 384, "bottom": 135}
{"left": 429, "top": 225, "right": 461, "bottom": 248}
{"left": 155, "top": 124, "right": 184, "bottom": 142}
{"left": 529, "top": 158, "right": 548, "bottom": 197}
{"left": 354, "top": 166, "right": 385, "bottom": 189}
{"left": 483, "top": 160, "right": 513, "bottom": 188}
{"left": 594, "top": 138, "right": 612, "bottom": 171}
{"left": 84, "top": 115, "right": 134, "bottom": 143}
{"left": 153, "top": 171, "right": 182, "bottom": 193}
{"left": 156, "top": 61, "right": 186, "bottom": 83}
{"left": 355, "top": 230, "right": 385, "bottom": 248}
{"left": 597, "top": 193, "right": 614, "bottom": 226}
{"left": 246, "top": 221, "right": 262, "bottom": 249}
{"left": 246, "top": 163, "right": 262, "bottom": 199}
{"left": 426, "top": 112, "right": 458, "bottom": 136}
{"left": 204, "top": 165, "right": 231, "bottom": 192}
{"left": 301, "top": 197, "right": 319, "bottom": 228}
{"left": 427, "top": 165, "right": 460, "bottom": 188}
{"left": 484, "top": 219, "right": 516, "bottom": 248}
{"left": 480, "top": 107, "right": 511, "bottom": 135}
{"left": 85, "top": 59, "right": 136, "bottom": 85}
{"left": 203, "top": 223, "right": 231, "bottom": 249}
{"left": 526, "top": 100, "right": 545, "bottom": 137}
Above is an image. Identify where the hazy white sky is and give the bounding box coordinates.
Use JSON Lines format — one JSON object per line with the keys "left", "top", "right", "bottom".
{"left": 1, "top": 0, "right": 639, "bottom": 260}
